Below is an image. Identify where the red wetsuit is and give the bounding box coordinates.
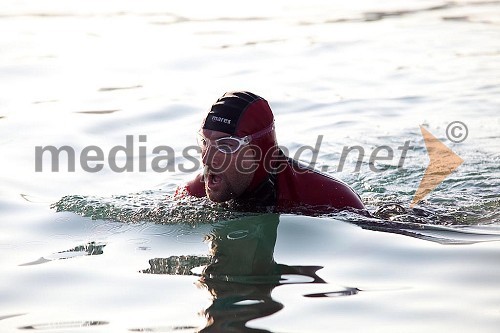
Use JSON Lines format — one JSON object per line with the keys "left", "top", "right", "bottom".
{"left": 182, "top": 151, "right": 365, "bottom": 215}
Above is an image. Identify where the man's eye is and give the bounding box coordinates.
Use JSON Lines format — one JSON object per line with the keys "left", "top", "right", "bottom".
{"left": 217, "top": 139, "right": 239, "bottom": 152}
{"left": 218, "top": 145, "right": 232, "bottom": 153}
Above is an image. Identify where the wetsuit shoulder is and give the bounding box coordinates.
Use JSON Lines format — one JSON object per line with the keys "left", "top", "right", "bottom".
{"left": 276, "top": 158, "right": 365, "bottom": 212}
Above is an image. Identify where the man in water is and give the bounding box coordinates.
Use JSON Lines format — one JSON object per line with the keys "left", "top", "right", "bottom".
{"left": 178, "top": 91, "right": 365, "bottom": 214}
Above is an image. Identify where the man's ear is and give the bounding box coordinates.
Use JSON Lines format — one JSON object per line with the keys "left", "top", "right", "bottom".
{"left": 239, "top": 146, "right": 259, "bottom": 173}
{"left": 243, "top": 145, "right": 262, "bottom": 162}
{"left": 243, "top": 146, "right": 256, "bottom": 158}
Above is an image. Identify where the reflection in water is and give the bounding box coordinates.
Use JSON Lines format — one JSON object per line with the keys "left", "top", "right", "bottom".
{"left": 142, "top": 255, "right": 211, "bottom": 275}
{"left": 197, "top": 281, "right": 282, "bottom": 333}
{"left": 19, "top": 242, "right": 106, "bottom": 266}
{"left": 142, "top": 214, "right": 354, "bottom": 332}
{"left": 18, "top": 320, "right": 109, "bottom": 330}
{"left": 304, "top": 288, "right": 360, "bottom": 298}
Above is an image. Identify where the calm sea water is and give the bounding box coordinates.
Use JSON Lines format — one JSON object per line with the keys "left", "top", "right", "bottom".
{"left": 1, "top": 0, "right": 499, "bottom": 332}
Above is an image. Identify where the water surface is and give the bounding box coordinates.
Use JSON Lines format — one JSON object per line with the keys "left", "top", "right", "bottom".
{"left": 1, "top": 0, "right": 499, "bottom": 332}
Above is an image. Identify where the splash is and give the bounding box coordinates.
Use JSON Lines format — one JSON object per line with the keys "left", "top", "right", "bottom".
{"left": 51, "top": 189, "right": 258, "bottom": 225}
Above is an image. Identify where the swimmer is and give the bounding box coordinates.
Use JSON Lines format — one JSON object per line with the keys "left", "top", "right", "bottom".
{"left": 178, "top": 91, "right": 365, "bottom": 214}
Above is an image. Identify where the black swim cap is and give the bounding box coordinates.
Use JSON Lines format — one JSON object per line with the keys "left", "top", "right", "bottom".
{"left": 202, "top": 91, "right": 274, "bottom": 137}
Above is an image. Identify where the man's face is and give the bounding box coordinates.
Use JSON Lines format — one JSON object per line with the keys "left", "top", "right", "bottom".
{"left": 200, "top": 129, "right": 258, "bottom": 202}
